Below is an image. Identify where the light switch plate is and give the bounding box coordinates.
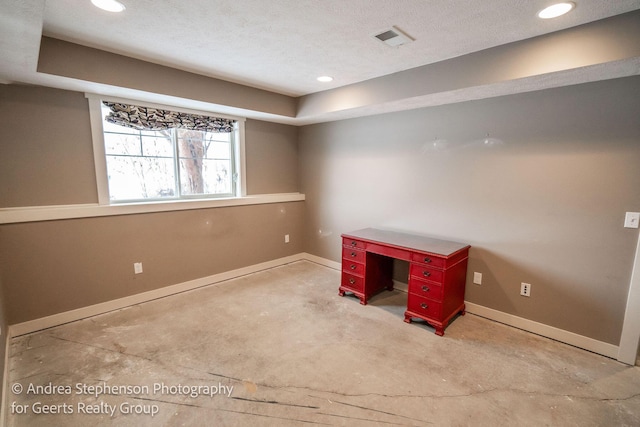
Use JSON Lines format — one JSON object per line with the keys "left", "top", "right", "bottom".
{"left": 624, "top": 212, "right": 640, "bottom": 229}
{"left": 134, "top": 262, "right": 143, "bottom": 274}
{"left": 473, "top": 272, "right": 482, "bottom": 285}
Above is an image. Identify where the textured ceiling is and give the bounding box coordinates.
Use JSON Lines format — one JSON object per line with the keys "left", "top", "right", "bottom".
{"left": 40, "top": 0, "right": 640, "bottom": 96}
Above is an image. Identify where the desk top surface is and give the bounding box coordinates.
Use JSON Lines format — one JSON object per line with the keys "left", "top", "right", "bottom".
{"left": 342, "top": 228, "right": 469, "bottom": 257}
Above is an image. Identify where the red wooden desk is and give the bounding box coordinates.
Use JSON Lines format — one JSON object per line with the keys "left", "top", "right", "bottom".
{"left": 339, "top": 228, "right": 470, "bottom": 336}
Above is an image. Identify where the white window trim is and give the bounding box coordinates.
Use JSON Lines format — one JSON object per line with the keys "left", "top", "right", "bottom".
{"left": 86, "top": 93, "right": 247, "bottom": 204}
{"left": 0, "top": 193, "right": 306, "bottom": 224}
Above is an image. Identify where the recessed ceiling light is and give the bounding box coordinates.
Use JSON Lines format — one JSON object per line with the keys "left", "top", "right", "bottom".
{"left": 317, "top": 76, "right": 333, "bottom": 82}
{"left": 91, "top": 0, "right": 126, "bottom": 13}
{"left": 537, "top": 2, "right": 575, "bottom": 19}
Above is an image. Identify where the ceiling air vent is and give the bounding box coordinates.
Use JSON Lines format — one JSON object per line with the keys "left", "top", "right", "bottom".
{"left": 373, "top": 26, "right": 414, "bottom": 47}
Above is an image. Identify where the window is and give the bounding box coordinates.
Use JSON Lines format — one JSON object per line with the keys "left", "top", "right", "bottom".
{"left": 88, "top": 97, "right": 245, "bottom": 204}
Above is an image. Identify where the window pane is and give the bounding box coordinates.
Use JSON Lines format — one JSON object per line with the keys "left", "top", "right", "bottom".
{"left": 179, "top": 159, "right": 231, "bottom": 195}
{"left": 102, "top": 120, "right": 140, "bottom": 134}
{"left": 106, "top": 155, "right": 176, "bottom": 200}
{"left": 207, "top": 160, "right": 232, "bottom": 194}
{"left": 207, "top": 131, "right": 230, "bottom": 143}
{"left": 101, "top": 105, "right": 139, "bottom": 134}
{"left": 177, "top": 129, "right": 205, "bottom": 196}
{"left": 177, "top": 129, "right": 232, "bottom": 196}
{"left": 104, "top": 133, "right": 142, "bottom": 156}
{"left": 177, "top": 130, "right": 205, "bottom": 158}
{"left": 206, "top": 141, "right": 231, "bottom": 160}
{"left": 141, "top": 134, "right": 173, "bottom": 157}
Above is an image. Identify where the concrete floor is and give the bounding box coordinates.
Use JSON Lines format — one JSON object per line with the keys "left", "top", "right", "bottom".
{"left": 5, "top": 260, "right": 640, "bottom": 426}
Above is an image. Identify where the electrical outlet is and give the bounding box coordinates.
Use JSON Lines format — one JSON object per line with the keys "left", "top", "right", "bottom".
{"left": 520, "top": 282, "right": 531, "bottom": 297}
{"left": 284, "top": 234, "right": 290, "bottom": 243}
{"left": 473, "top": 272, "right": 482, "bottom": 285}
{"left": 134, "top": 262, "right": 143, "bottom": 274}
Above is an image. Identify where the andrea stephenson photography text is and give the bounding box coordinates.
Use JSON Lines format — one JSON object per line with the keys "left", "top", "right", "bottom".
{"left": 9, "top": 381, "right": 234, "bottom": 418}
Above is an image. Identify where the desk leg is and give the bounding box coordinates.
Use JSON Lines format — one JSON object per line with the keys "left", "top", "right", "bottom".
{"left": 403, "top": 312, "right": 446, "bottom": 336}
{"left": 338, "top": 287, "right": 368, "bottom": 305}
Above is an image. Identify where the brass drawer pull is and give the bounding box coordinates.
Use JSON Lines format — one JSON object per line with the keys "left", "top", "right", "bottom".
{"left": 423, "top": 271, "right": 431, "bottom": 277}
{"left": 422, "top": 285, "right": 430, "bottom": 292}
{"left": 350, "top": 252, "right": 357, "bottom": 257}
{"left": 351, "top": 241, "right": 357, "bottom": 246}
{"left": 350, "top": 264, "right": 356, "bottom": 270}
{"left": 349, "top": 278, "right": 355, "bottom": 284}
{"left": 424, "top": 257, "right": 432, "bottom": 263}
{"left": 421, "top": 303, "right": 429, "bottom": 309}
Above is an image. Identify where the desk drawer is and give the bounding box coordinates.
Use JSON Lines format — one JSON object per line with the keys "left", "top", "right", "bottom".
{"left": 407, "top": 294, "right": 442, "bottom": 319}
{"left": 408, "top": 278, "right": 443, "bottom": 301}
{"left": 341, "top": 272, "right": 364, "bottom": 292}
{"left": 343, "top": 238, "right": 366, "bottom": 250}
{"left": 343, "top": 261, "right": 365, "bottom": 276}
{"left": 342, "top": 247, "right": 365, "bottom": 263}
{"left": 410, "top": 252, "right": 445, "bottom": 269}
{"left": 410, "top": 264, "right": 444, "bottom": 283}
{"left": 367, "top": 243, "right": 410, "bottom": 261}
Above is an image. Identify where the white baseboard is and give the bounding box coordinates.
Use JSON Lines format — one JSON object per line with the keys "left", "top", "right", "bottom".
{"left": 374, "top": 282, "right": 617, "bottom": 359}
{"left": 465, "top": 302, "right": 619, "bottom": 360}
{"left": 302, "top": 253, "right": 341, "bottom": 270}
{"left": 393, "top": 280, "right": 408, "bottom": 293}
{"left": 5, "top": 253, "right": 622, "bottom": 363}
{"left": 9, "top": 253, "right": 307, "bottom": 338}
{"left": 288, "top": 257, "right": 620, "bottom": 360}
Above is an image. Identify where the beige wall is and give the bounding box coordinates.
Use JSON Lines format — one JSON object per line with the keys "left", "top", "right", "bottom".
{"left": 245, "top": 120, "right": 299, "bottom": 195}
{"left": 0, "top": 85, "right": 97, "bottom": 207}
{"left": 0, "top": 84, "right": 302, "bottom": 324}
{"left": 38, "top": 37, "right": 297, "bottom": 119}
{"left": 1, "top": 76, "right": 639, "bottom": 348}
{"left": 299, "top": 76, "right": 640, "bottom": 345}
{"left": 0, "top": 202, "right": 304, "bottom": 324}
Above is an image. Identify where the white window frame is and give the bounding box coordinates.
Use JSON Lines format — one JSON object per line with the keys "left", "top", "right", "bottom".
{"left": 87, "top": 94, "right": 247, "bottom": 205}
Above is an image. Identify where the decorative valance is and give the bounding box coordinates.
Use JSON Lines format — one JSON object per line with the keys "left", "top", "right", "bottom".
{"left": 103, "top": 102, "right": 235, "bottom": 133}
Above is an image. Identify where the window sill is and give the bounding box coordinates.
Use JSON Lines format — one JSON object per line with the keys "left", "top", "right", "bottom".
{"left": 0, "top": 193, "right": 305, "bottom": 224}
